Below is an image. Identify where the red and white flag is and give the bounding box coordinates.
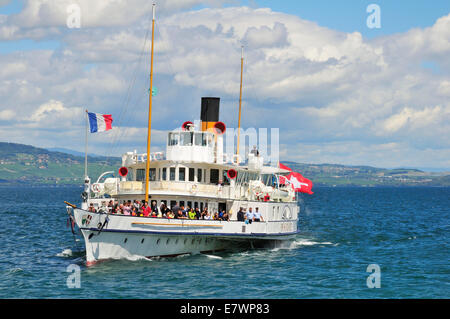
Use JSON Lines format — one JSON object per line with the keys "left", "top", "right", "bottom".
{"left": 278, "top": 162, "right": 313, "bottom": 194}
{"left": 287, "top": 172, "right": 314, "bottom": 194}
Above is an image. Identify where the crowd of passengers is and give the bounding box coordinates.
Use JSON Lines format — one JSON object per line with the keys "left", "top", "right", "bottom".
{"left": 88, "top": 200, "right": 263, "bottom": 222}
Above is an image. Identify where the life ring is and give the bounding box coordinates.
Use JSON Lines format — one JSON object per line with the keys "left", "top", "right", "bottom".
{"left": 91, "top": 183, "right": 103, "bottom": 193}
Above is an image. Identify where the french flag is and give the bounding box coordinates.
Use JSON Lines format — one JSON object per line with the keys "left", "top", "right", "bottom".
{"left": 88, "top": 112, "right": 113, "bottom": 133}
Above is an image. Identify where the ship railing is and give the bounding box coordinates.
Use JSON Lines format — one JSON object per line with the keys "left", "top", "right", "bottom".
{"left": 117, "top": 180, "right": 248, "bottom": 199}
{"left": 125, "top": 152, "right": 166, "bottom": 165}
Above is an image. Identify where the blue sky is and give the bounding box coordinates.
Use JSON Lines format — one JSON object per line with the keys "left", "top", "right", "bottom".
{"left": 0, "top": 1, "right": 449, "bottom": 170}
{"left": 253, "top": 0, "right": 450, "bottom": 38}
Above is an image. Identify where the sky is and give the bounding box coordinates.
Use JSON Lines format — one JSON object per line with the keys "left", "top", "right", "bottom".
{"left": 0, "top": 0, "right": 449, "bottom": 170}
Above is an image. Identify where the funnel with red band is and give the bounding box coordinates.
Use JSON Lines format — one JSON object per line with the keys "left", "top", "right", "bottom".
{"left": 200, "top": 97, "right": 220, "bottom": 132}
{"left": 119, "top": 167, "right": 128, "bottom": 177}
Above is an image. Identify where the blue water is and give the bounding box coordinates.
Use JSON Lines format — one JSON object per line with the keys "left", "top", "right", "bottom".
{"left": 0, "top": 186, "right": 448, "bottom": 298}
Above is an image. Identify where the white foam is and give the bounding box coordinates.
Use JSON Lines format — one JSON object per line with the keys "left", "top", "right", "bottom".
{"left": 56, "top": 249, "right": 73, "bottom": 257}
{"left": 204, "top": 254, "right": 223, "bottom": 259}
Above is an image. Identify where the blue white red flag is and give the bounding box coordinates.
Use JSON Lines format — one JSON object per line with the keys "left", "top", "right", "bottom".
{"left": 88, "top": 112, "right": 113, "bottom": 133}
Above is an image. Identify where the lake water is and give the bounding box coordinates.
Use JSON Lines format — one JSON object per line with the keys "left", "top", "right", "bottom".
{"left": 0, "top": 186, "right": 448, "bottom": 298}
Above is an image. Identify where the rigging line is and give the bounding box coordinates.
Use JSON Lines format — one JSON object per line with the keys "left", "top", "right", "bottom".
{"left": 99, "top": 9, "right": 153, "bottom": 167}
{"left": 107, "top": 23, "right": 152, "bottom": 157}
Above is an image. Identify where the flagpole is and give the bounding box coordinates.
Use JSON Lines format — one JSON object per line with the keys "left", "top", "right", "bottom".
{"left": 85, "top": 109, "right": 88, "bottom": 178}
{"left": 145, "top": 3, "right": 156, "bottom": 203}
{"left": 236, "top": 46, "right": 244, "bottom": 164}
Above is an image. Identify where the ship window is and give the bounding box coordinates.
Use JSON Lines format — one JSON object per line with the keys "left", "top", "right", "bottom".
{"left": 170, "top": 167, "right": 175, "bottom": 181}
{"left": 180, "top": 132, "right": 193, "bottom": 146}
{"left": 179, "top": 167, "right": 186, "bottom": 181}
{"left": 180, "top": 201, "right": 185, "bottom": 207}
{"left": 194, "top": 133, "right": 203, "bottom": 146}
{"left": 187, "top": 201, "right": 192, "bottom": 209}
{"left": 149, "top": 168, "right": 156, "bottom": 181}
{"left": 200, "top": 202, "right": 204, "bottom": 211}
{"left": 136, "top": 169, "right": 145, "bottom": 181}
{"left": 198, "top": 168, "right": 202, "bottom": 183}
{"left": 162, "top": 168, "right": 167, "bottom": 180}
{"left": 170, "top": 200, "right": 176, "bottom": 208}
{"left": 168, "top": 132, "right": 179, "bottom": 146}
{"left": 189, "top": 168, "right": 195, "bottom": 182}
{"left": 194, "top": 202, "right": 199, "bottom": 209}
{"left": 210, "top": 169, "right": 219, "bottom": 184}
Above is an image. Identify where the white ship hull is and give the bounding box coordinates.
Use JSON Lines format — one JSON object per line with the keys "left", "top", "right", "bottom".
{"left": 73, "top": 207, "right": 298, "bottom": 266}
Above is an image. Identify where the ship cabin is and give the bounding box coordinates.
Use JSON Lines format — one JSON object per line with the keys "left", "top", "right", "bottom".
{"left": 88, "top": 97, "right": 296, "bottom": 221}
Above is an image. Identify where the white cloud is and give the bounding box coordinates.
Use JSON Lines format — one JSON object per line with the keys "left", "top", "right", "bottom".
{"left": 0, "top": 5, "right": 449, "bottom": 169}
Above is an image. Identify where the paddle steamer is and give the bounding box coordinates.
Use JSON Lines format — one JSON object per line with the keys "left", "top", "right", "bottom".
{"left": 65, "top": 4, "right": 299, "bottom": 266}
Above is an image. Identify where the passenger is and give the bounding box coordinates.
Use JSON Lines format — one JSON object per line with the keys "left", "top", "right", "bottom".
{"left": 222, "top": 210, "right": 229, "bottom": 221}
{"left": 123, "top": 202, "right": 131, "bottom": 215}
{"left": 254, "top": 207, "right": 263, "bottom": 222}
{"left": 245, "top": 207, "right": 254, "bottom": 224}
{"left": 195, "top": 207, "right": 201, "bottom": 220}
{"left": 142, "top": 201, "right": 151, "bottom": 217}
{"left": 237, "top": 207, "right": 245, "bottom": 222}
{"left": 107, "top": 200, "right": 114, "bottom": 213}
{"left": 88, "top": 203, "right": 96, "bottom": 213}
{"left": 250, "top": 145, "right": 259, "bottom": 156}
{"left": 182, "top": 206, "right": 189, "bottom": 218}
{"left": 175, "top": 210, "right": 186, "bottom": 219}
{"left": 118, "top": 204, "right": 124, "bottom": 214}
{"left": 150, "top": 201, "right": 158, "bottom": 216}
{"left": 213, "top": 212, "right": 219, "bottom": 220}
{"left": 188, "top": 208, "right": 196, "bottom": 220}
{"left": 159, "top": 203, "right": 166, "bottom": 217}
{"left": 167, "top": 210, "right": 174, "bottom": 219}
{"left": 204, "top": 211, "right": 211, "bottom": 220}
{"left": 133, "top": 200, "right": 141, "bottom": 212}
{"left": 172, "top": 202, "right": 180, "bottom": 217}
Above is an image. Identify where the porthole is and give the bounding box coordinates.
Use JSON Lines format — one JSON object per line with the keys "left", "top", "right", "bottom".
{"left": 88, "top": 233, "right": 94, "bottom": 240}
{"left": 175, "top": 239, "right": 179, "bottom": 244}
{"left": 184, "top": 238, "right": 187, "bottom": 244}
{"left": 124, "top": 238, "right": 128, "bottom": 243}
{"left": 198, "top": 239, "right": 202, "bottom": 244}
{"left": 141, "top": 238, "right": 145, "bottom": 244}
{"left": 157, "top": 238, "right": 160, "bottom": 245}
{"left": 191, "top": 238, "right": 195, "bottom": 245}
{"left": 166, "top": 238, "right": 170, "bottom": 245}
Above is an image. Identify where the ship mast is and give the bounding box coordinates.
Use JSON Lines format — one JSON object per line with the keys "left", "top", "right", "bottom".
{"left": 145, "top": 3, "right": 156, "bottom": 203}
{"left": 236, "top": 46, "right": 244, "bottom": 164}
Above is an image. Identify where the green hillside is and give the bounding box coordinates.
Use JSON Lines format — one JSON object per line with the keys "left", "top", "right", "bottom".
{"left": 0, "top": 142, "right": 120, "bottom": 185}
{"left": 0, "top": 142, "right": 449, "bottom": 186}
{"left": 285, "top": 162, "right": 450, "bottom": 187}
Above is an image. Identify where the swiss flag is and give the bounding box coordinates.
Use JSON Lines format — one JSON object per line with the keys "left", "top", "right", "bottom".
{"left": 287, "top": 172, "right": 314, "bottom": 194}
{"left": 278, "top": 163, "right": 313, "bottom": 194}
